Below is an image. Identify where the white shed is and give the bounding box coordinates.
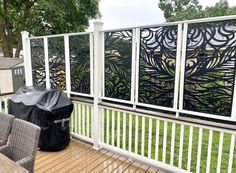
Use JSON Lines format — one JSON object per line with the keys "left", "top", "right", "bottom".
{"left": 0, "top": 58, "right": 25, "bottom": 95}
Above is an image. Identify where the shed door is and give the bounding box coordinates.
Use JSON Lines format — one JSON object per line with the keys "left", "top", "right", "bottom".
{"left": 12, "top": 67, "right": 25, "bottom": 92}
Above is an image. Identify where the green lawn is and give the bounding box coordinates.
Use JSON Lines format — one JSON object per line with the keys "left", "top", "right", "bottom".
{"left": 71, "top": 106, "right": 236, "bottom": 173}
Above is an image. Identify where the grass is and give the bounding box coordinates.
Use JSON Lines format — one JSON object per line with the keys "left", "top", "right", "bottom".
{"left": 71, "top": 106, "right": 236, "bottom": 173}
{"left": 0, "top": 108, "right": 6, "bottom": 113}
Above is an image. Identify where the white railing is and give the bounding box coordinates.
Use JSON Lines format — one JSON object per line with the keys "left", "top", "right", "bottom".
{"left": 68, "top": 99, "right": 236, "bottom": 173}
{"left": 70, "top": 100, "right": 93, "bottom": 143}
{"left": 99, "top": 105, "right": 236, "bottom": 173}
{"left": 21, "top": 15, "right": 236, "bottom": 173}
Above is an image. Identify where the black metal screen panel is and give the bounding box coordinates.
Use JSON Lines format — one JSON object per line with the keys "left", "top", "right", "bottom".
{"left": 69, "top": 34, "right": 90, "bottom": 94}
{"left": 48, "top": 37, "right": 66, "bottom": 90}
{"left": 183, "top": 20, "right": 236, "bottom": 116}
{"left": 30, "top": 39, "right": 46, "bottom": 87}
{"left": 138, "top": 25, "right": 178, "bottom": 107}
{"left": 104, "top": 30, "right": 133, "bottom": 101}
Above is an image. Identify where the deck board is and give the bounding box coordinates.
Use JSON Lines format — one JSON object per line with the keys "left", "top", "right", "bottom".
{"left": 122, "top": 162, "right": 142, "bottom": 173}
{"left": 111, "top": 159, "right": 135, "bottom": 173}
{"left": 34, "top": 139, "right": 167, "bottom": 173}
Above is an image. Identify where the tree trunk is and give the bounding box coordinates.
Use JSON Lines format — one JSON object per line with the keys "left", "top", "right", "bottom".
{"left": 2, "top": 38, "right": 13, "bottom": 57}
{"left": 1, "top": 0, "right": 14, "bottom": 57}
{"left": 15, "top": 38, "right": 22, "bottom": 58}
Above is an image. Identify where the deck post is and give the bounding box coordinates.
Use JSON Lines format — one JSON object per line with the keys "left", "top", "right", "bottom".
{"left": 93, "top": 21, "right": 103, "bottom": 150}
{"left": 21, "top": 31, "right": 33, "bottom": 86}
{"left": 64, "top": 35, "right": 71, "bottom": 98}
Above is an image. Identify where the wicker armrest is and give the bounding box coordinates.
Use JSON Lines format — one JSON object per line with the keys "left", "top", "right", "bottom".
{"left": 17, "top": 156, "right": 33, "bottom": 170}
{"left": 0, "top": 145, "right": 10, "bottom": 156}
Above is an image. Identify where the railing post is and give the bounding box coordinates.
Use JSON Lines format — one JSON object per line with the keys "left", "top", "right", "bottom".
{"left": 44, "top": 38, "right": 50, "bottom": 89}
{"left": 64, "top": 35, "right": 71, "bottom": 98}
{"left": 93, "top": 21, "right": 103, "bottom": 149}
{"left": 21, "top": 31, "right": 33, "bottom": 86}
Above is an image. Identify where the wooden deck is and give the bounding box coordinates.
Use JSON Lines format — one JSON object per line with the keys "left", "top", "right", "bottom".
{"left": 35, "top": 139, "right": 167, "bottom": 173}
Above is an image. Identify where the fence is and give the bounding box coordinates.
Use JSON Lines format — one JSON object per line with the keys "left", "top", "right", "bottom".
{"left": 20, "top": 15, "right": 236, "bottom": 173}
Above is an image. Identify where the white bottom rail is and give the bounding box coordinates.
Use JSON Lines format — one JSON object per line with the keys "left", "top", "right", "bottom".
{"left": 99, "top": 142, "right": 191, "bottom": 173}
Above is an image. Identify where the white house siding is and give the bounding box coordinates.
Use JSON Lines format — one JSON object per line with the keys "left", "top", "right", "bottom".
{"left": 0, "top": 70, "right": 13, "bottom": 94}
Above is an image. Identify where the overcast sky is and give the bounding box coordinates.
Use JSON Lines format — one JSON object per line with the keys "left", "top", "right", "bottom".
{"left": 88, "top": 0, "right": 236, "bottom": 31}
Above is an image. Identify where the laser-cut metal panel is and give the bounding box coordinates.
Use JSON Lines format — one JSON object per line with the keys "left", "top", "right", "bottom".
{"left": 104, "top": 30, "right": 133, "bottom": 101}
{"left": 69, "top": 35, "right": 90, "bottom": 94}
{"left": 30, "top": 39, "right": 46, "bottom": 87}
{"left": 183, "top": 20, "right": 236, "bottom": 116}
{"left": 48, "top": 37, "right": 66, "bottom": 90}
{"left": 138, "top": 25, "right": 178, "bottom": 107}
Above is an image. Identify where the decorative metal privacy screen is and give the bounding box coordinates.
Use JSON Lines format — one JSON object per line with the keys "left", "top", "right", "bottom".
{"left": 30, "top": 38, "right": 46, "bottom": 87}
{"left": 28, "top": 17, "right": 236, "bottom": 121}
{"left": 69, "top": 34, "right": 91, "bottom": 94}
{"left": 138, "top": 25, "right": 178, "bottom": 107}
{"left": 48, "top": 37, "right": 66, "bottom": 90}
{"left": 104, "top": 30, "right": 133, "bottom": 101}
{"left": 183, "top": 19, "right": 236, "bottom": 117}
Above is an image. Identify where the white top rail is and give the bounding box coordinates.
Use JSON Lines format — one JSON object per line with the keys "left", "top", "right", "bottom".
{"left": 29, "top": 15, "right": 236, "bottom": 39}
{"left": 101, "top": 15, "right": 236, "bottom": 32}
{"left": 29, "top": 31, "right": 93, "bottom": 40}
{"left": 101, "top": 22, "right": 179, "bottom": 33}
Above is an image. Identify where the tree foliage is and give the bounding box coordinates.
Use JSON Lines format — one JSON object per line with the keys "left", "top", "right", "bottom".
{"left": 0, "top": 0, "right": 99, "bottom": 57}
{"left": 158, "top": 0, "right": 236, "bottom": 22}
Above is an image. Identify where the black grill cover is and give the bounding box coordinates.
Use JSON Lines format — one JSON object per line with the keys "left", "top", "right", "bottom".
{"left": 8, "top": 86, "right": 73, "bottom": 151}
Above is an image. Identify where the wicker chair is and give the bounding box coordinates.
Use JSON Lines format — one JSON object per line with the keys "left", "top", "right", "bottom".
{"left": 0, "top": 118, "right": 41, "bottom": 173}
{"left": 0, "top": 113, "right": 14, "bottom": 146}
